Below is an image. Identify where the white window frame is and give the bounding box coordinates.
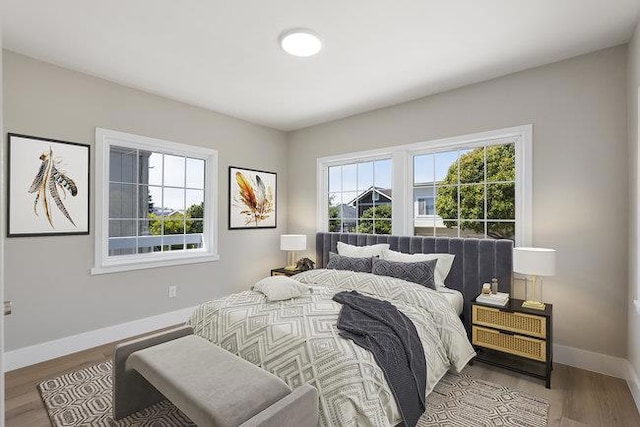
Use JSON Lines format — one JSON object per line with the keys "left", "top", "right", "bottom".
{"left": 317, "top": 125, "right": 533, "bottom": 246}
{"left": 92, "top": 128, "right": 219, "bottom": 275}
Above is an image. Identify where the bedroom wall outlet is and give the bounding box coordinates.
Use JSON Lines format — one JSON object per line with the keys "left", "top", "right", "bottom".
{"left": 168, "top": 285, "right": 177, "bottom": 298}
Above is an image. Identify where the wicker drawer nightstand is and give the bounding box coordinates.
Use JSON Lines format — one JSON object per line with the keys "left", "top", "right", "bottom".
{"left": 471, "top": 298, "right": 553, "bottom": 388}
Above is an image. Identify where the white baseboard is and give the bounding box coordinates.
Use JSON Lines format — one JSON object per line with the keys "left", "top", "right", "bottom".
{"left": 553, "top": 343, "right": 630, "bottom": 379}
{"left": 4, "top": 305, "right": 198, "bottom": 372}
{"left": 628, "top": 363, "right": 640, "bottom": 414}
{"left": 552, "top": 343, "right": 640, "bottom": 412}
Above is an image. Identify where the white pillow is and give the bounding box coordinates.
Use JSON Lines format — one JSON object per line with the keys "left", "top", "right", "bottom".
{"left": 381, "top": 249, "right": 455, "bottom": 289}
{"left": 337, "top": 242, "right": 390, "bottom": 258}
{"left": 253, "top": 276, "right": 311, "bottom": 301}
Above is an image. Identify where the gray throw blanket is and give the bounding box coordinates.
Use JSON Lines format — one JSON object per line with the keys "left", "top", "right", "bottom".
{"left": 332, "top": 290, "right": 426, "bottom": 427}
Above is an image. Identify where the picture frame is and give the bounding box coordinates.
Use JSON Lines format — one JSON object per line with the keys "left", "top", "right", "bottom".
{"left": 228, "top": 166, "right": 277, "bottom": 229}
{"left": 7, "top": 133, "right": 90, "bottom": 237}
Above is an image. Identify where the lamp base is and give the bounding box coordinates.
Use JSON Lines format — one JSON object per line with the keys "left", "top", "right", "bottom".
{"left": 284, "top": 251, "right": 297, "bottom": 270}
{"left": 522, "top": 300, "right": 546, "bottom": 310}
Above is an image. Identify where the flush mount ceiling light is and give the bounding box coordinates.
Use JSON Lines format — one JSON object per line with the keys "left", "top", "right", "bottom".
{"left": 279, "top": 29, "right": 322, "bottom": 57}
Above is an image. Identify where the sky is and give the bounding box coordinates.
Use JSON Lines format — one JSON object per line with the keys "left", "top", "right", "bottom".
{"left": 414, "top": 150, "right": 465, "bottom": 184}
{"left": 329, "top": 159, "right": 391, "bottom": 204}
{"left": 110, "top": 149, "right": 205, "bottom": 215}
{"left": 146, "top": 153, "right": 204, "bottom": 211}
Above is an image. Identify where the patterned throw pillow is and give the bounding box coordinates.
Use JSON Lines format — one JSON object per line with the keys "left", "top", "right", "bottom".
{"left": 381, "top": 249, "right": 455, "bottom": 289}
{"left": 371, "top": 257, "right": 437, "bottom": 289}
{"left": 327, "top": 252, "right": 373, "bottom": 273}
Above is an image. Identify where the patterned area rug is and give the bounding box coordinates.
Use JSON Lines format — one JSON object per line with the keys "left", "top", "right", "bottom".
{"left": 38, "top": 361, "right": 549, "bottom": 426}
{"left": 38, "top": 362, "right": 194, "bottom": 426}
{"left": 418, "top": 371, "right": 549, "bottom": 426}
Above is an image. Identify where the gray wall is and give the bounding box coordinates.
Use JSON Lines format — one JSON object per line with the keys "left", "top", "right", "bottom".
{"left": 627, "top": 21, "right": 640, "bottom": 386}
{"left": 0, "top": 26, "right": 6, "bottom": 415}
{"left": 288, "top": 46, "right": 629, "bottom": 358}
{"left": 2, "top": 50, "right": 288, "bottom": 351}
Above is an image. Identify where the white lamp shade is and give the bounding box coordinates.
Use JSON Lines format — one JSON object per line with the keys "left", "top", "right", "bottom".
{"left": 513, "top": 247, "right": 556, "bottom": 276}
{"left": 280, "top": 234, "right": 307, "bottom": 251}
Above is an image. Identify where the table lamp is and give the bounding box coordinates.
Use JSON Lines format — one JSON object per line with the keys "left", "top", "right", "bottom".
{"left": 513, "top": 247, "right": 556, "bottom": 310}
{"left": 280, "top": 234, "right": 306, "bottom": 270}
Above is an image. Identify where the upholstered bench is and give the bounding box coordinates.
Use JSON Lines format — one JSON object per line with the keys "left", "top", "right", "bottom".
{"left": 113, "top": 326, "right": 318, "bottom": 426}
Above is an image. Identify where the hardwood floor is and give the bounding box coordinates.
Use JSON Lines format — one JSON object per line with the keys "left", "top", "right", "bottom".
{"left": 464, "top": 362, "right": 640, "bottom": 427}
{"left": 5, "top": 331, "right": 640, "bottom": 426}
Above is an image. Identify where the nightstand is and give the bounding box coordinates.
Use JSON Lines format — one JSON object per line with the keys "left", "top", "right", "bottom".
{"left": 471, "top": 298, "right": 553, "bottom": 388}
{"left": 270, "top": 267, "right": 302, "bottom": 277}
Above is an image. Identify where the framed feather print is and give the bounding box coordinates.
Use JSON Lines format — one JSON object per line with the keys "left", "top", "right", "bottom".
{"left": 8, "top": 133, "right": 90, "bottom": 237}
{"left": 228, "top": 166, "right": 277, "bottom": 229}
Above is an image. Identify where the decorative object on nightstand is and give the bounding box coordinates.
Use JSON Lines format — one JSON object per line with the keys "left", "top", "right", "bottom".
{"left": 476, "top": 291, "right": 509, "bottom": 307}
{"left": 296, "top": 257, "right": 315, "bottom": 271}
{"left": 491, "top": 277, "right": 498, "bottom": 294}
{"left": 472, "top": 298, "right": 553, "bottom": 388}
{"left": 513, "top": 247, "right": 556, "bottom": 310}
{"left": 481, "top": 283, "right": 491, "bottom": 295}
{"left": 280, "top": 234, "right": 307, "bottom": 270}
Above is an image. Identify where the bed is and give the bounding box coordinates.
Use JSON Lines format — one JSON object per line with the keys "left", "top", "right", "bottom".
{"left": 315, "top": 232, "right": 513, "bottom": 328}
{"left": 187, "top": 232, "right": 513, "bottom": 426}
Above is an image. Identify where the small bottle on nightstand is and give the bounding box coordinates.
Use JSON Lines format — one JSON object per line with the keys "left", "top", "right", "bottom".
{"left": 491, "top": 278, "right": 498, "bottom": 294}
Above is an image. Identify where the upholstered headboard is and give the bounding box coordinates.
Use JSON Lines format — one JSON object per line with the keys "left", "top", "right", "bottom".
{"left": 316, "top": 232, "right": 513, "bottom": 333}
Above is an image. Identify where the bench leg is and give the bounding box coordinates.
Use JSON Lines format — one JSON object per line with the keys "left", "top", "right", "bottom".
{"left": 113, "top": 325, "right": 194, "bottom": 420}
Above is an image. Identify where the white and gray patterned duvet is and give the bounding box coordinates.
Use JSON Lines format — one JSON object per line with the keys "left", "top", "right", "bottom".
{"left": 187, "top": 269, "right": 475, "bottom": 426}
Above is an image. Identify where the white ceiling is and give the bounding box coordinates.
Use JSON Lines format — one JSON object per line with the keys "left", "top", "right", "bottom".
{"left": 1, "top": 1, "right": 639, "bottom": 131}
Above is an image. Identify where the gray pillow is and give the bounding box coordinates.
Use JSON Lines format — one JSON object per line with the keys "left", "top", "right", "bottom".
{"left": 327, "top": 252, "right": 373, "bottom": 273}
{"left": 372, "top": 257, "right": 438, "bottom": 289}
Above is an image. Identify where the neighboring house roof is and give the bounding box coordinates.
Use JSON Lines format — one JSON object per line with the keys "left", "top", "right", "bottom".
{"left": 151, "top": 207, "right": 172, "bottom": 215}
{"left": 348, "top": 186, "right": 392, "bottom": 206}
{"left": 377, "top": 188, "right": 392, "bottom": 199}
{"left": 151, "top": 207, "right": 184, "bottom": 216}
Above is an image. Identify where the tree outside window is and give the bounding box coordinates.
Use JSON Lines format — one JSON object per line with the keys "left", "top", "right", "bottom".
{"left": 435, "top": 144, "right": 515, "bottom": 240}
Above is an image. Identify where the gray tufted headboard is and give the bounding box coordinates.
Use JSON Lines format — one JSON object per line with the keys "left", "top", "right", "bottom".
{"left": 316, "top": 232, "right": 513, "bottom": 334}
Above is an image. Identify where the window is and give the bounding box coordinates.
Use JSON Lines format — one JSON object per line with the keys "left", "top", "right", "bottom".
{"left": 413, "top": 141, "right": 516, "bottom": 240}
{"left": 327, "top": 159, "right": 392, "bottom": 234}
{"left": 317, "top": 125, "right": 532, "bottom": 245}
{"left": 93, "top": 129, "right": 218, "bottom": 274}
{"left": 416, "top": 197, "right": 434, "bottom": 216}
